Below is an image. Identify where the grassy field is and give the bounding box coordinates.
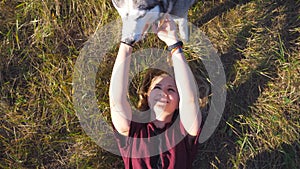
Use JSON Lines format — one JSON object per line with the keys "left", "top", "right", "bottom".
{"left": 0, "top": 0, "right": 299, "bottom": 168}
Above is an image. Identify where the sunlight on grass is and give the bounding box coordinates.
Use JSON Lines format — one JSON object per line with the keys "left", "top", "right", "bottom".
{"left": 0, "top": 0, "right": 299, "bottom": 168}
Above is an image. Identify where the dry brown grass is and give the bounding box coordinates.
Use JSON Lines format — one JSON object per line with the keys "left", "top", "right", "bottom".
{"left": 0, "top": 0, "right": 299, "bottom": 168}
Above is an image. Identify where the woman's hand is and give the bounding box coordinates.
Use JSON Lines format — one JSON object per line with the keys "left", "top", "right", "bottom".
{"left": 154, "top": 15, "right": 179, "bottom": 46}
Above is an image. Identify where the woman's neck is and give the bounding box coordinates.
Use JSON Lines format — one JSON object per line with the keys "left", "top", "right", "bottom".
{"left": 151, "top": 112, "right": 173, "bottom": 128}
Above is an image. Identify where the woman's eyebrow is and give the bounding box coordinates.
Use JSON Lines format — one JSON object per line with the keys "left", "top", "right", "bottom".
{"left": 167, "top": 84, "right": 176, "bottom": 88}
{"left": 151, "top": 83, "right": 161, "bottom": 89}
{"left": 154, "top": 83, "right": 176, "bottom": 88}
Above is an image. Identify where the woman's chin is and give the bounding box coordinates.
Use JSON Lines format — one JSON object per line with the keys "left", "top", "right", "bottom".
{"left": 152, "top": 105, "right": 174, "bottom": 117}
{"left": 153, "top": 106, "right": 165, "bottom": 113}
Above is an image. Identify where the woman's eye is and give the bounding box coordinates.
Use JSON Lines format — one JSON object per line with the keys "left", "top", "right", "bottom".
{"left": 168, "top": 88, "right": 175, "bottom": 92}
{"left": 153, "top": 86, "right": 161, "bottom": 90}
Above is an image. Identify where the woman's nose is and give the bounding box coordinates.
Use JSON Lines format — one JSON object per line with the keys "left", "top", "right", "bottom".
{"left": 159, "top": 91, "right": 167, "bottom": 97}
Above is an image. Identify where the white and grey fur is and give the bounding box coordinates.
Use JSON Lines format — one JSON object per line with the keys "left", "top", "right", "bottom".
{"left": 112, "top": 0, "right": 196, "bottom": 45}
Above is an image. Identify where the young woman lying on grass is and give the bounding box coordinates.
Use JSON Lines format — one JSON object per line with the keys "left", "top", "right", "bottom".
{"left": 109, "top": 15, "right": 202, "bottom": 169}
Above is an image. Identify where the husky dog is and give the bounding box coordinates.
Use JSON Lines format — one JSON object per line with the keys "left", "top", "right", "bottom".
{"left": 112, "top": 0, "right": 196, "bottom": 45}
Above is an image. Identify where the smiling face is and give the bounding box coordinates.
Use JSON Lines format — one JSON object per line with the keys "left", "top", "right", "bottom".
{"left": 147, "top": 74, "right": 179, "bottom": 117}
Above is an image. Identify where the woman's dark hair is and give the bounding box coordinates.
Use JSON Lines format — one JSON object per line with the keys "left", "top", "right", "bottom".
{"left": 137, "top": 68, "right": 171, "bottom": 111}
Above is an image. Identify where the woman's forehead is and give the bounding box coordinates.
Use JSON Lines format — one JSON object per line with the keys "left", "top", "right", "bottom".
{"left": 151, "top": 75, "right": 176, "bottom": 86}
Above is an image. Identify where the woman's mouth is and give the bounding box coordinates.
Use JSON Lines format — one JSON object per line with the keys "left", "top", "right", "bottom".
{"left": 155, "top": 98, "right": 168, "bottom": 103}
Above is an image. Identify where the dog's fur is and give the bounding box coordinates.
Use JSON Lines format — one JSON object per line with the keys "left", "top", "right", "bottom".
{"left": 112, "top": 0, "right": 196, "bottom": 45}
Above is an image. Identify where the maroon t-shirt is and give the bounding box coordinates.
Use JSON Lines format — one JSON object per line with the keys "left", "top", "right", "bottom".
{"left": 114, "top": 112, "right": 201, "bottom": 169}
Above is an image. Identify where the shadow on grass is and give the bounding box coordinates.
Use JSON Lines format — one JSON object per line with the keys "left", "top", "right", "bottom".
{"left": 245, "top": 141, "right": 300, "bottom": 169}
{"left": 195, "top": 0, "right": 252, "bottom": 27}
{"left": 192, "top": 0, "right": 299, "bottom": 168}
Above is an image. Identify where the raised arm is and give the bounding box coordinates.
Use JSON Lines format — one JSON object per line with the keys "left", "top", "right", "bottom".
{"left": 172, "top": 46, "right": 201, "bottom": 136}
{"left": 109, "top": 43, "right": 133, "bottom": 136}
{"left": 156, "top": 16, "right": 201, "bottom": 136}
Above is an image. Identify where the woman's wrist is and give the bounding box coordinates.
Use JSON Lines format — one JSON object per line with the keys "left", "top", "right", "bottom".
{"left": 119, "top": 42, "right": 133, "bottom": 56}
{"left": 171, "top": 46, "right": 183, "bottom": 55}
{"left": 168, "top": 41, "right": 183, "bottom": 52}
{"left": 120, "top": 41, "right": 133, "bottom": 48}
